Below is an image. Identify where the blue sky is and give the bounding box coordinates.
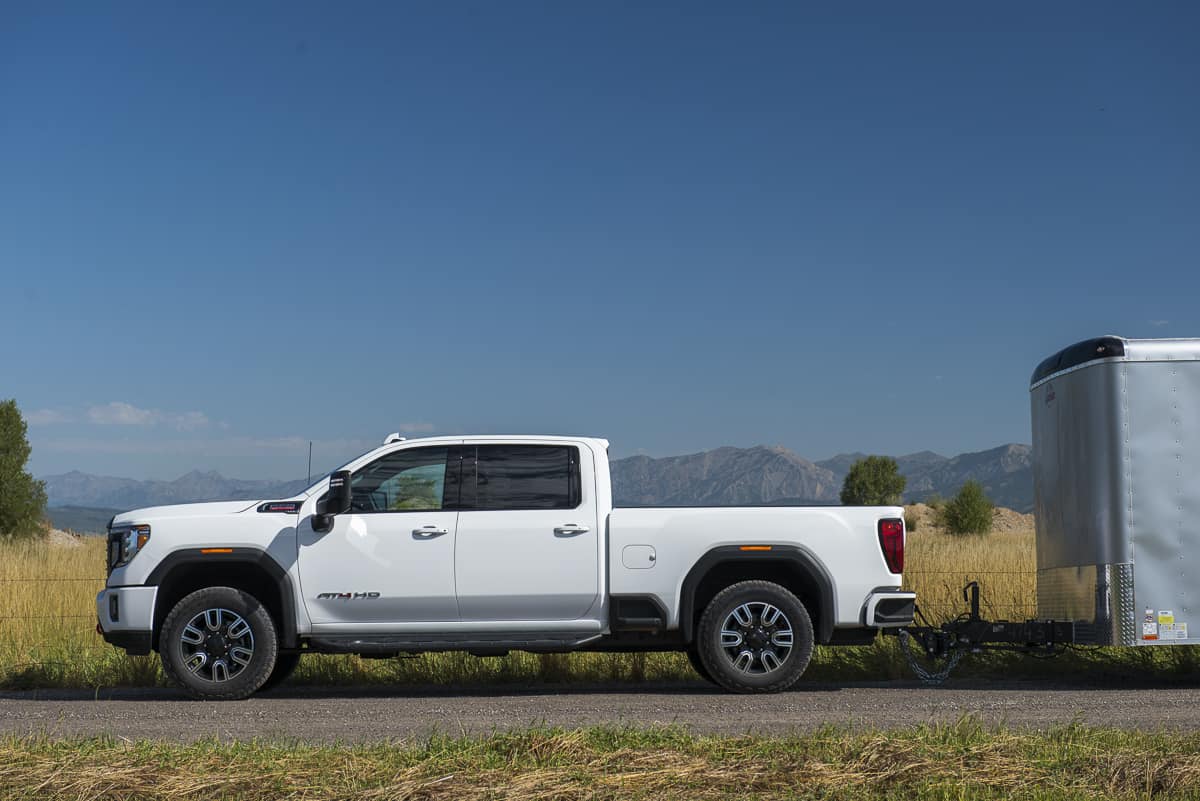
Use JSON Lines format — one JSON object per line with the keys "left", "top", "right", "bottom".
{"left": 2, "top": 3, "right": 1197, "bottom": 480}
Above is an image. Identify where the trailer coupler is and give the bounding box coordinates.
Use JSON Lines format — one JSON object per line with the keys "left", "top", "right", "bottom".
{"left": 889, "top": 581, "right": 1076, "bottom": 685}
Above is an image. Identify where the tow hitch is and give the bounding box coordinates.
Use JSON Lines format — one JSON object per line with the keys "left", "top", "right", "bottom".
{"left": 891, "top": 581, "right": 1076, "bottom": 685}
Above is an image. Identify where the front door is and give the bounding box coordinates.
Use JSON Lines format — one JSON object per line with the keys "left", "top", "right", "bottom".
{"left": 454, "top": 443, "right": 600, "bottom": 622}
{"left": 297, "top": 445, "right": 461, "bottom": 627}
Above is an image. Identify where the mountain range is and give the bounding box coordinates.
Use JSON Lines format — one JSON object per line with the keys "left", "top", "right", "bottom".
{"left": 42, "top": 443, "right": 1033, "bottom": 532}
{"left": 43, "top": 470, "right": 311, "bottom": 513}
{"left": 610, "top": 443, "right": 1032, "bottom": 511}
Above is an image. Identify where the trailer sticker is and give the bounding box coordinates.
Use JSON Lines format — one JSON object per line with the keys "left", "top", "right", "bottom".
{"left": 1159, "top": 622, "right": 1189, "bottom": 641}
{"left": 1158, "top": 611, "right": 1175, "bottom": 626}
{"left": 1143, "top": 608, "right": 1159, "bottom": 640}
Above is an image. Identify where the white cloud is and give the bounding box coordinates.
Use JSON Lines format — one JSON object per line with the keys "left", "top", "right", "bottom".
{"left": 86, "top": 402, "right": 211, "bottom": 430}
{"left": 26, "top": 408, "right": 73, "bottom": 426}
{"left": 87, "top": 402, "right": 156, "bottom": 426}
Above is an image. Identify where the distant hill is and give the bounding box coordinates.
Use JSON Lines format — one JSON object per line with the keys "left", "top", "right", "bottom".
{"left": 611, "top": 446, "right": 840, "bottom": 506}
{"left": 43, "top": 470, "right": 310, "bottom": 511}
{"left": 612, "top": 443, "right": 1033, "bottom": 512}
{"left": 44, "top": 505, "right": 121, "bottom": 534}
{"left": 41, "top": 443, "right": 1034, "bottom": 517}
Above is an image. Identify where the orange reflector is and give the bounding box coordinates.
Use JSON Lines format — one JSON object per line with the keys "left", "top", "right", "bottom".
{"left": 739, "top": 545, "right": 772, "bottom": 551}
{"left": 200, "top": 548, "right": 233, "bottom": 554}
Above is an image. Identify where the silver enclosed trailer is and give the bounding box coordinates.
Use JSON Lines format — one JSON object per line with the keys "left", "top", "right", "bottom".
{"left": 1031, "top": 336, "right": 1200, "bottom": 646}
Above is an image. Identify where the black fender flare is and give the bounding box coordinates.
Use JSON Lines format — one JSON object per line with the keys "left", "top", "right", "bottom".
{"left": 678, "top": 545, "right": 836, "bottom": 644}
{"left": 145, "top": 548, "right": 299, "bottom": 649}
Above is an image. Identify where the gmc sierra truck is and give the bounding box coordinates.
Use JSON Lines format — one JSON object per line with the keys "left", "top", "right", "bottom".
{"left": 97, "top": 434, "right": 915, "bottom": 699}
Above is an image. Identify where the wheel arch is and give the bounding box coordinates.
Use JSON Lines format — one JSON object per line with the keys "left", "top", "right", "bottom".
{"left": 679, "top": 545, "right": 835, "bottom": 645}
{"left": 146, "top": 548, "right": 298, "bottom": 651}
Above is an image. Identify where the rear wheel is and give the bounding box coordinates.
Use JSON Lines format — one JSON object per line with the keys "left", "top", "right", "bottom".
{"left": 696, "top": 580, "right": 814, "bottom": 694}
{"left": 160, "top": 586, "right": 278, "bottom": 700}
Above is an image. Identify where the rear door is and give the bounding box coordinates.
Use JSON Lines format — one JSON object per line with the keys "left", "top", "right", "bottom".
{"left": 454, "top": 443, "right": 600, "bottom": 622}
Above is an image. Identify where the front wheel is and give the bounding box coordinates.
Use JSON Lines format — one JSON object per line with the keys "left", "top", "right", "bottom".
{"left": 696, "top": 580, "right": 814, "bottom": 694}
{"left": 160, "top": 586, "right": 279, "bottom": 700}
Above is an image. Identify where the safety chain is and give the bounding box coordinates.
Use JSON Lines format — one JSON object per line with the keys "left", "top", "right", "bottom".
{"left": 897, "top": 629, "right": 964, "bottom": 685}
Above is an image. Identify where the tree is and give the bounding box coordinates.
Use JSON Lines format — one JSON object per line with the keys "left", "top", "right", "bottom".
{"left": 840, "top": 456, "right": 906, "bottom": 506}
{"left": 0, "top": 400, "right": 47, "bottom": 540}
{"left": 943, "top": 480, "right": 994, "bottom": 536}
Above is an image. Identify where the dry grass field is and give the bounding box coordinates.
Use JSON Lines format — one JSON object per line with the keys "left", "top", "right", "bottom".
{"left": 6, "top": 723, "right": 1200, "bottom": 801}
{"left": 1, "top": 509, "right": 1195, "bottom": 689}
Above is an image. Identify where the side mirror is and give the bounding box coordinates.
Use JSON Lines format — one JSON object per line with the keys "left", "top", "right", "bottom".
{"left": 314, "top": 470, "right": 352, "bottom": 530}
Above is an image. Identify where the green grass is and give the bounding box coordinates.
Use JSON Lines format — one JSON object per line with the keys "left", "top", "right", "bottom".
{"left": 2, "top": 722, "right": 1200, "bottom": 800}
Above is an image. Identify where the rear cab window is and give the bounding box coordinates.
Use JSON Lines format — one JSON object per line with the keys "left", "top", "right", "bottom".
{"left": 470, "top": 444, "right": 581, "bottom": 510}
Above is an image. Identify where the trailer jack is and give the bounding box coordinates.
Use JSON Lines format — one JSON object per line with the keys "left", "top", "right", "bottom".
{"left": 890, "top": 581, "right": 1076, "bottom": 685}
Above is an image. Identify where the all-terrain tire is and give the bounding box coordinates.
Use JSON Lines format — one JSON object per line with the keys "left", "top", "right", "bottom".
{"left": 160, "top": 586, "right": 278, "bottom": 700}
{"left": 696, "top": 580, "right": 814, "bottom": 694}
{"left": 258, "top": 652, "right": 302, "bottom": 692}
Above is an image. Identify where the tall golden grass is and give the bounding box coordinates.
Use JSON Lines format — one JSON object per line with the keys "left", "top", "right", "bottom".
{"left": 905, "top": 523, "right": 1037, "bottom": 622}
{"left": 1, "top": 518, "right": 1193, "bottom": 689}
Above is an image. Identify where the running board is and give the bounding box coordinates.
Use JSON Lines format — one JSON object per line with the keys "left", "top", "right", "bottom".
{"left": 306, "top": 632, "right": 603, "bottom": 655}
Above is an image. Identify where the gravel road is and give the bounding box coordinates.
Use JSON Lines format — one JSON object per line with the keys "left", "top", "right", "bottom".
{"left": 4, "top": 679, "right": 1200, "bottom": 742}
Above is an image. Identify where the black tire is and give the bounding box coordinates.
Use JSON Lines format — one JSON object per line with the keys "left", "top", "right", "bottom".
{"left": 259, "top": 652, "right": 302, "bottom": 692}
{"left": 696, "top": 580, "right": 814, "bottom": 694}
{"left": 686, "top": 646, "right": 716, "bottom": 685}
{"left": 160, "top": 586, "right": 278, "bottom": 700}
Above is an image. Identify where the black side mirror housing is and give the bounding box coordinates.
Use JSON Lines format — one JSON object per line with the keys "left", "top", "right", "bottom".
{"left": 313, "top": 470, "right": 353, "bottom": 530}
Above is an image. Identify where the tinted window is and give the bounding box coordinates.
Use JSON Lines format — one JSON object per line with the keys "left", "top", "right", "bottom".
{"left": 474, "top": 445, "right": 579, "bottom": 510}
{"left": 350, "top": 447, "right": 452, "bottom": 511}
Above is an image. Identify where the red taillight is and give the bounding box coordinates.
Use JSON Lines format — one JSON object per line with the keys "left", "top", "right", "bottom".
{"left": 878, "top": 518, "right": 904, "bottom": 574}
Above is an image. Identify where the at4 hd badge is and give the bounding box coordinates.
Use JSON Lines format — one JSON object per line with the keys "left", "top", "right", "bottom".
{"left": 1143, "top": 608, "right": 1159, "bottom": 640}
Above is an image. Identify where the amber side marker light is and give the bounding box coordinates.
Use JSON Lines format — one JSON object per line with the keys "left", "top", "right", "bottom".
{"left": 200, "top": 548, "right": 234, "bottom": 554}
{"left": 739, "top": 545, "right": 772, "bottom": 551}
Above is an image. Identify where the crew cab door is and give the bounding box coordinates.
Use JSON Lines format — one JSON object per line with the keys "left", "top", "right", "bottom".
{"left": 454, "top": 444, "right": 600, "bottom": 622}
{"left": 296, "top": 445, "right": 462, "bottom": 626}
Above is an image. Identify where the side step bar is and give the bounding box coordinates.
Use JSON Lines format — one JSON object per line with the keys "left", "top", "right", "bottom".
{"left": 307, "top": 632, "right": 603, "bottom": 655}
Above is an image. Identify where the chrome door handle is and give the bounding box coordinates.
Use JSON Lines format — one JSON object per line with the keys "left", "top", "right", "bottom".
{"left": 554, "top": 524, "right": 590, "bottom": 536}
{"left": 412, "top": 527, "right": 448, "bottom": 539}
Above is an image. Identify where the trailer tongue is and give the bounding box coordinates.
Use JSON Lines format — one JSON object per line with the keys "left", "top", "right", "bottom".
{"left": 896, "top": 335, "right": 1200, "bottom": 684}
{"left": 892, "top": 582, "right": 1076, "bottom": 684}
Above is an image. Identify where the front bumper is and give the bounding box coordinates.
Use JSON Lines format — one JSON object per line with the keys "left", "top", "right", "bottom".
{"left": 863, "top": 590, "right": 916, "bottom": 627}
{"left": 95, "top": 586, "right": 157, "bottom": 655}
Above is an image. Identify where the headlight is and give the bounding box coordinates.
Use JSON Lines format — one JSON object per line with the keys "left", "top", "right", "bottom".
{"left": 110, "top": 524, "right": 151, "bottom": 569}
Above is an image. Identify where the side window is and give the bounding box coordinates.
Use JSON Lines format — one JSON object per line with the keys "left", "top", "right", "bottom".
{"left": 350, "top": 447, "right": 453, "bottom": 512}
{"left": 474, "top": 445, "right": 580, "bottom": 510}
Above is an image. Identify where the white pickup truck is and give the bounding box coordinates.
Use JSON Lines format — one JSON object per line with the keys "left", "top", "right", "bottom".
{"left": 97, "top": 434, "right": 914, "bottom": 699}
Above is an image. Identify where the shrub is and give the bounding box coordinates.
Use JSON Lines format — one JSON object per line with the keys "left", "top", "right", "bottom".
{"left": 840, "top": 456, "right": 906, "bottom": 506}
{"left": 0, "top": 400, "right": 47, "bottom": 541}
{"left": 904, "top": 510, "right": 918, "bottom": 532}
{"left": 942, "top": 480, "right": 994, "bottom": 535}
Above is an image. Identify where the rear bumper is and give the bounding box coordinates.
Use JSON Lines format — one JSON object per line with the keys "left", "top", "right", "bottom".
{"left": 863, "top": 590, "right": 916, "bottom": 627}
{"left": 96, "top": 586, "right": 157, "bottom": 654}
